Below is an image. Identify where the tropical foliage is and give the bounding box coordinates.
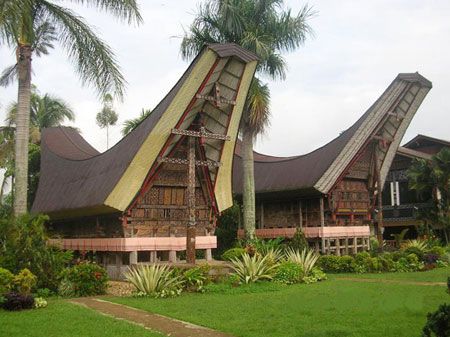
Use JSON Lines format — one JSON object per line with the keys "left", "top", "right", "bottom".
{"left": 121, "top": 108, "right": 152, "bottom": 136}
{"left": 230, "top": 253, "right": 278, "bottom": 284}
{"left": 59, "top": 262, "right": 108, "bottom": 297}
{"left": 0, "top": 0, "right": 142, "bottom": 215}
{"left": 285, "top": 248, "right": 319, "bottom": 277}
{"left": 0, "top": 213, "right": 73, "bottom": 291}
{"left": 125, "top": 264, "right": 183, "bottom": 298}
{"left": 181, "top": 0, "right": 314, "bottom": 239}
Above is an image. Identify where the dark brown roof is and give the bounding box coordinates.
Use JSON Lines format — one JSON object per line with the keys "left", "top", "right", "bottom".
{"left": 208, "top": 43, "right": 259, "bottom": 63}
{"left": 396, "top": 146, "right": 432, "bottom": 160}
{"left": 32, "top": 44, "right": 258, "bottom": 217}
{"left": 403, "top": 134, "right": 450, "bottom": 149}
{"left": 233, "top": 72, "right": 432, "bottom": 196}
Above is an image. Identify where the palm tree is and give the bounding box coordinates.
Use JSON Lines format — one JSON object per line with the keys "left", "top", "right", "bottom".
{"left": 121, "top": 108, "right": 152, "bottom": 136}
{"left": 6, "top": 86, "right": 75, "bottom": 140}
{"left": 0, "top": 0, "right": 142, "bottom": 215}
{"left": 408, "top": 148, "right": 450, "bottom": 243}
{"left": 181, "top": 0, "right": 314, "bottom": 238}
{"left": 96, "top": 93, "right": 118, "bottom": 149}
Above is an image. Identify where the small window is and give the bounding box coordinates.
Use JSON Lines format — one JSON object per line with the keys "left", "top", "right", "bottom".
{"left": 163, "top": 209, "right": 171, "bottom": 218}
{"left": 138, "top": 251, "right": 150, "bottom": 263}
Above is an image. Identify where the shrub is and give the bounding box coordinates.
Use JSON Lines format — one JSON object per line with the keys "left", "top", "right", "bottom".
{"left": 125, "top": 264, "right": 183, "bottom": 297}
{"left": 285, "top": 248, "right": 319, "bottom": 277}
{"left": 402, "top": 240, "right": 427, "bottom": 259}
{"left": 303, "top": 267, "right": 327, "bottom": 284}
{"left": 1, "top": 292, "right": 34, "bottom": 311}
{"left": 274, "top": 262, "right": 303, "bottom": 284}
{"left": 264, "top": 248, "right": 284, "bottom": 266}
{"left": 289, "top": 228, "right": 308, "bottom": 252}
{"left": 422, "top": 304, "right": 450, "bottom": 337}
{"left": 35, "top": 288, "right": 53, "bottom": 298}
{"left": 221, "top": 248, "right": 245, "bottom": 261}
{"left": 427, "top": 246, "right": 446, "bottom": 258}
{"left": 13, "top": 269, "right": 37, "bottom": 295}
{"left": 424, "top": 253, "right": 440, "bottom": 265}
{"left": 59, "top": 262, "right": 108, "bottom": 297}
{"left": 0, "top": 214, "right": 73, "bottom": 291}
{"left": 34, "top": 297, "right": 48, "bottom": 309}
{"left": 183, "top": 265, "right": 210, "bottom": 293}
{"left": 230, "top": 253, "right": 278, "bottom": 284}
{"left": 318, "top": 255, "right": 355, "bottom": 273}
{"left": 0, "top": 268, "right": 14, "bottom": 294}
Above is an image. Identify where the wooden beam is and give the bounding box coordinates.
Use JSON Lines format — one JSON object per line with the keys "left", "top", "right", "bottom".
{"left": 171, "top": 127, "right": 230, "bottom": 141}
{"left": 157, "top": 157, "right": 222, "bottom": 168}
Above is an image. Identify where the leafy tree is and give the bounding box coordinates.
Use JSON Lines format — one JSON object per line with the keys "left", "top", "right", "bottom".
{"left": 0, "top": 213, "right": 73, "bottom": 291}
{"left": 96, "top": 93, "right": 118, "bottom": 149}
{"left": 122, "top": 108, "right": 152, "bottom": 136}
{"left": 1, "top": 88, "right": 75, "bottom": 208}
{"left": 0, "top": 0, "right": 142, "bottom": 215}
{"left": 6, "top": 86, "right": 75, "bottom": 139}
{"left": 181, "top": 0, "right": 314, "bottom": 238}
{"left": 408, "top": 148, "right": 450, "bottom": 243}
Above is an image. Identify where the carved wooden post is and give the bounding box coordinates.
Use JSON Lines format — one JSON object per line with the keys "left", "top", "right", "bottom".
{"left": 186, "top": 136, "right": 196, "bottom": 264}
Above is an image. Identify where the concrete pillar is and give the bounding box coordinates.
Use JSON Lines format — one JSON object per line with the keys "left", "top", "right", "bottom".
{"left": 150, "top": 251, "right": 157, "bottom": 263}
{"left": 169, "top": 232, "right": 177, "bottom": 263}
{"left": 353, "top": 237, "right": 358, "bottom": 254}
{"left": 205, "top": 229, "right": 213, "bottom": 262}
{"left": 336, "top": 238, "right": 341, "bottom": 256}
{"left": 129, "top": 251, "right": 138, "bottom": 265}
{"left": 115, "top": 253, "right": 122, "bottom": 280}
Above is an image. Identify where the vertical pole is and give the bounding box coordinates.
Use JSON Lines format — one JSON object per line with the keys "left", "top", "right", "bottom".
{"left": 375, "top": 146, "right": 384, "bottom": 246}
{"left": 320, "top": 197, "right": 325, "bottom": 254}
{"left": 260, "top": 202, "right": 264, "bottom": 229}
{"left": 299, "top": 200, "right": 303, "bottom": 229}
{"left": 186, "top": 136, "right": 196, "bottom": 264}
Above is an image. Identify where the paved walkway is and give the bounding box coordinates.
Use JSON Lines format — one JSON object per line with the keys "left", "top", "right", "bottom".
{"left": 71, "top": 297, "right": 234, "bottom": 337}
{"left": 335, "top": 277, "right": 446, "bottom": 286}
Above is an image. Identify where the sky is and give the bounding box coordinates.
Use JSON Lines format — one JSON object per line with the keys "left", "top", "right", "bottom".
{"left": 0, "top": 0, "right": 449, "bottom": 156}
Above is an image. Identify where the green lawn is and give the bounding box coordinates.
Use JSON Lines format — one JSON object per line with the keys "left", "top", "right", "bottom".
{"left": 0, "top": 300, "right": 163, "bottom": 337}
{"left": 332, "top": 266, "right": 450, "bottom": 283}
{"left": 110, "top": 268, "right": 450, "bottom": 337}
{"left": 1, "top": 268, "right": 448, "bottom": 337}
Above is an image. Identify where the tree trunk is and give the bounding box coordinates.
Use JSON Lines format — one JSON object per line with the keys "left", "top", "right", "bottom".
{"left": 14, "top": 44, "right": 32, "bottom": 216}
{"left": 242, "top": 127, "right": 256, "bottom": 239}
{"left": 106, "top": 125, "right": 109, "bottom": 149}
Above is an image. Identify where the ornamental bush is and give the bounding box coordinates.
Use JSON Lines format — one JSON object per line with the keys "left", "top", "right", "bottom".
{"left": 0, "top": 214, "right": 73, "bottom": 291}
{"left": 1, "top": 292, "right": 34, "bottom": 311}
{"left": 318, "top": 255, "right": 355, "bottom": 273}
{"left": 13, "top": 268, "right": 37, "bottom": 295}
{"left": 59, "top": 261, "right": 108, "bottom": 297}
{"left": 422, "top": 304, "right": 450, "bottom": 337}
{"left": 221, "top": 247, "right": 246, "bottom": 261}
{"left": 182, "top": 265, "right": 210, "bottom": 293}
{"left": 273, "top": 262, "right": 303, "bottom": 284}
{"left": 0, "top": 268, "right": 14, "bottom": 294}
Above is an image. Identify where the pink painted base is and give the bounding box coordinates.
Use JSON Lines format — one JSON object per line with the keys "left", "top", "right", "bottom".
{"left": 238, "top": 226, "right": 370, "bottom": 239}
{"left": 49, "top": 236, "right": 217, "bottom": 252}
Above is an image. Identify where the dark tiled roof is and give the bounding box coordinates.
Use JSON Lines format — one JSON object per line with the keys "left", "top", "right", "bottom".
{"left": 32, "top": 44, "right": 258, "bottom": 217}
{"left": 233, "top": 72, "right": 432, "bottom": 195}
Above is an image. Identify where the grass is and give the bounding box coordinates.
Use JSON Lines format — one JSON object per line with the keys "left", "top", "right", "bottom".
{"left": 0, "top": 300, "right": 163, "bottom": 337}
{"left": 110, "top": 267, "right": 450, "bottom": 337}
{"left": 332, "top": 266, "right": 449, "bottom": 283}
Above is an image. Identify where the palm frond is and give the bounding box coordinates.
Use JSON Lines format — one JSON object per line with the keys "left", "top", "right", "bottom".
{"left": 244, "top": 77, "right": 271, "bottom": 135}
{"left": 68, "top": 0, "right": 143, "bottom": 24}
{"left": 0, "top": 64, "right": 18, "bottom": 87}
{"left": 41, "top": 0, "right": 126, "bottom": 99}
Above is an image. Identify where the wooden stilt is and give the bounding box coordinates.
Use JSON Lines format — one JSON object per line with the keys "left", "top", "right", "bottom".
{"left": 186, "top": 136, "right": 196, "bottom": 264}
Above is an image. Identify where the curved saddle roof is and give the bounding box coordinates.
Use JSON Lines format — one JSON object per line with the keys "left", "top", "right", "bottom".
{"left": 32, "top": 44, "right": 258, "bottom": 218}
{"left": 233, "top": 73, "right": 432, "bottom": 196}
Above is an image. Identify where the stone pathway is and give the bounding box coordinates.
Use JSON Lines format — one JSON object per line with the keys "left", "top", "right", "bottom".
{"left": 335, "top": 277, "right": 446, "bottom": 286}
{"left": 71, "top": 297, "right": 235, "bottom": 337}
